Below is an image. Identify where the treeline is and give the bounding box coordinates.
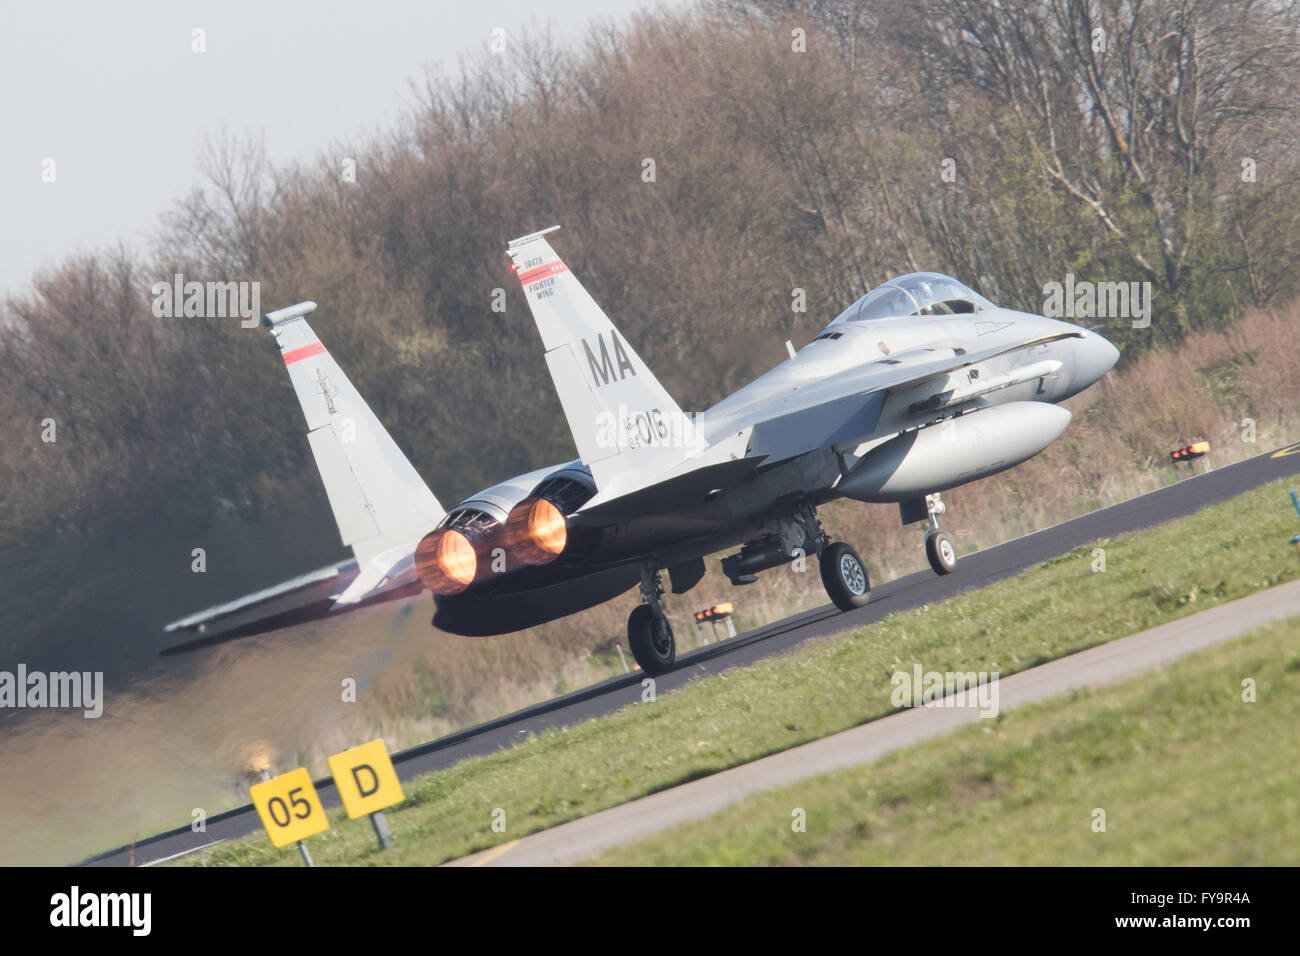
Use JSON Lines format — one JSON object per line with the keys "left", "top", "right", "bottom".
{"left": 3, "top": 0, "right": 1298, "bottom": 555}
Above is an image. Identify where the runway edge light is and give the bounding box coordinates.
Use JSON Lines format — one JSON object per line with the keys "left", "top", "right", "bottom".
{"left": 695, "top": 602, "right": 737, "bottom": 640}
{"left": 327, "top": 738, "right": 404, "bottom": 851}
{"left": 1170, "top": 441, "right": 1212, "bottom": 474}
{"left": 1170, "top": 441, "right": 1210, "bottom": 462}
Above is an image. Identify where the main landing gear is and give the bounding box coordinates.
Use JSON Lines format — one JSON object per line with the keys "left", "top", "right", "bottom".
{"left": 819, "top": 541, "right": 871, "bottom": 611}
{"left": 628, "top": 563, "right": 676, "bottom": 675}
{"left": 717, "top": 501, "right": 872, "bottom": 614}
{"left": 628, "top": 503, "right": 880, "bottom": 669}
{"left": 923, "top": 492, "right": 958, "bottom": 575}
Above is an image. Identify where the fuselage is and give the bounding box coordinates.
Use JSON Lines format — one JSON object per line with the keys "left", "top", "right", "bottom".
{"left": 432, "top": 298, "right": 1119, "bottom": 636}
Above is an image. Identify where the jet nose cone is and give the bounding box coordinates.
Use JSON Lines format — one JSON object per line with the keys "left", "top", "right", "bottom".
{"left": 1074, "top": 329, "right": 1120, "bottom": 385}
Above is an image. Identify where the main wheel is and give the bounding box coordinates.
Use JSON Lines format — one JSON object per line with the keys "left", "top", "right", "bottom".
{"left": 628, "top": 604, "right": 676, "bottom": 674}
{"left": 819, "top": 542, "right": 871, "bottom": 611}
{"left": 925, "top": 530, "right": 958, "bottom": 575}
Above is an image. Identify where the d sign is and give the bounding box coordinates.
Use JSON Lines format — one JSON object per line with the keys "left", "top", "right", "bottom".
{"left": 327, "top": 738, "right": 404, "bottom": 818}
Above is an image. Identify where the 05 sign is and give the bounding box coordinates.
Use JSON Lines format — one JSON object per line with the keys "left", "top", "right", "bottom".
{"left": 249, "top": 767, "right": 330, "bottom": 847}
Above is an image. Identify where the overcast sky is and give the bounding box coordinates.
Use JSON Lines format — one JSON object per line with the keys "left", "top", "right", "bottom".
{"left": 0, "top": 0, "right": 665, "bottom": 298}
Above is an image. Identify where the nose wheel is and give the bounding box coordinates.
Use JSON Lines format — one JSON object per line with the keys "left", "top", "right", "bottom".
{"left": 628, "top": 563, "right": 676, "bottom": 674}
{"left": 819, "top": 541, "right": 871, "bottom": 611}
{"left": 925, "top": 530, "right": 958, "bottom": 574}
{"left": 923, "top": 492, "right": 958, "bottom": 574}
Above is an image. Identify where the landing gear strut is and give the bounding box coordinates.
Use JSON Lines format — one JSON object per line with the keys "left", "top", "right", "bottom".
{"left": 720, "top": 501, "right": 873, "bottom": 614}
{"left": 802, "top": 502, "right": 871, "bottom": 612}
{"left": 924, "top": 492, "right": 958, "bottom": 575}
{"left": 628, "top": 563, "right": 675, "bottom": 675}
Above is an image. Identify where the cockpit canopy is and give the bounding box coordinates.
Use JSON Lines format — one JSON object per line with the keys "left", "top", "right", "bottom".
{"left": 830, "top": 272, "right": 995, "bottom": 324}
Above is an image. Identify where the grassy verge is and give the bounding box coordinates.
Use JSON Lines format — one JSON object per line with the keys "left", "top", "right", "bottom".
{"left": 593, "top": 615, "right": 1300, "bottom": 865}
{"left": 184, "top": 476, "right": 1300, "bottom": 866}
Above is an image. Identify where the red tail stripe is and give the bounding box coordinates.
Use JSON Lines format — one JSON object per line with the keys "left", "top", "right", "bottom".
{"left": 518, "top": 261, "right": 568, "bottom": 286}
{"left": 283, "top": 342, "right": 327, "bottom": 365}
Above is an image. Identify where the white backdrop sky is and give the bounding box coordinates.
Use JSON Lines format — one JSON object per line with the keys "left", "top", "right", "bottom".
{"left": 0, "top": 0, "right": 667, "bottom": 298}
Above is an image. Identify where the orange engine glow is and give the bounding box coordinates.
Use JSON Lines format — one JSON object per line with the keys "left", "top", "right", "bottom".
{"left": 505, "top": 497, "right": 568, "bottom": 566}
{"left": 415, "top": 528, "right": 478, "bottom": 595}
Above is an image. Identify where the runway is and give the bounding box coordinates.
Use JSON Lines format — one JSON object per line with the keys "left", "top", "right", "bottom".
{"left": 82, "top": 442, "right": 1300, "bottom": 866}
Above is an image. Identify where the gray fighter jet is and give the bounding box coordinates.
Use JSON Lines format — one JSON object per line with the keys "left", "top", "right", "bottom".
{"left": 165, "top": 226, "right": 1119, "bottom": 672}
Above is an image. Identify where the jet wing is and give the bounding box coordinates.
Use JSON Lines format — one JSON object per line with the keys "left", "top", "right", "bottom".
{"left": 853, "top": 331, "right": 1083, "bottom": 406}
{"left": 574, "top": 451, "right": 767, "bottom": 520}
{"left": 842, "top": 331, "right": 1080, "bottom": 403}
{"left": 704, "top": 331, "right": 1085, "bottom": 467}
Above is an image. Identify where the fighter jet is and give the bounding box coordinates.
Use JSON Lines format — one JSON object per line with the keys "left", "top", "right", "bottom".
{"left": 164, "top": 226, "right": 1119, "bottom": 672}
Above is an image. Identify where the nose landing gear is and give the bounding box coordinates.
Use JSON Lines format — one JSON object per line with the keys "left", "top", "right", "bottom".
{"left": 923, "top": 492, "right": 958, "bottom": 575}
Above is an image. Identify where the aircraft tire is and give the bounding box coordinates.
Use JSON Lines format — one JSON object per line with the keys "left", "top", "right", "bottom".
{"left": 925, "top": 530, "right": 958, "bottom": 575}
{"left": 819, "top": 542, "right": 871, "bottom": 611}
{"left": 628, "top": 604, "right": 675, "bottom": 674}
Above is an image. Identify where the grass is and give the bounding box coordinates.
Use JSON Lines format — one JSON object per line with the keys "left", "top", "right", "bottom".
{"left": 181, "top": 475, "right": 1300, "bottom": 866}
{"left": 593, "top": 615, "right": 1300, "bottom": 865}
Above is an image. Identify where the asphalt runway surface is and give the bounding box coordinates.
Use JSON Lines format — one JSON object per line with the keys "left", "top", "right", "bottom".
{"left": 83, "top": 441, "right": 1300, "bottom": 866}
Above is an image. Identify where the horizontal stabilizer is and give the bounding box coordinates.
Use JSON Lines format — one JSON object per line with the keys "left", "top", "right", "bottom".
{"left": 160, "top": 557, "right": 423, "bottom": 655}
{"left": 164, "top": 560, "right": 351, "bottom": 634}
